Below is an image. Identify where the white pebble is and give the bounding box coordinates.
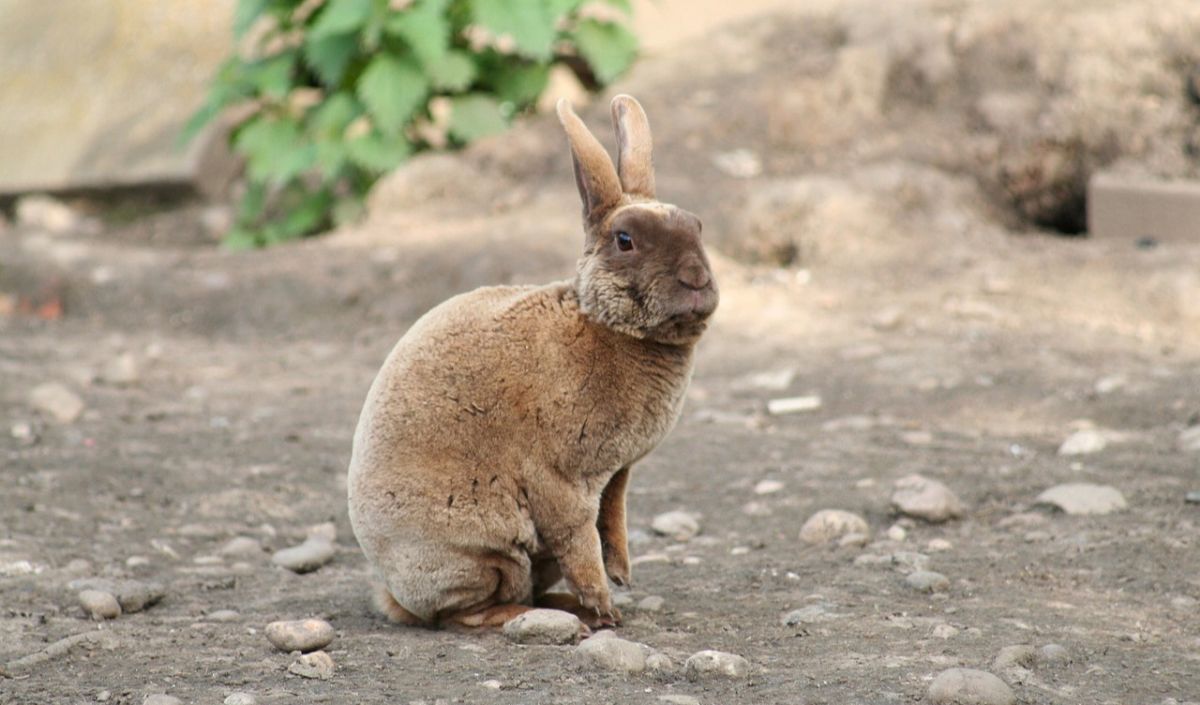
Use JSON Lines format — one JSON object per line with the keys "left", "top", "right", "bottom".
{"left": 1036, "top": 483, "right": 1126, "bottom": 515}
{"left": 931, "top": 624, "right": 959, "bottom": 639}
{"left": 220, "top": 536, "right": 263, "bottom": 557}
{"left": 651, "top": 511, "right": 700, "bottom": 541}
{"left": 288, "top": 650, "right": 335, "bottom": 680}
{"left": 502, "top": 609, "right": 584, "bottom": 645}
{"left": 638, "top": 595, "right": 665, "bottom": 612}
{"left": 29, "top": 382, "right": 84, "bottom": 423}
{"left": 906, "top": 570, "right": 950, "bottom": 593}
{"left": 927, "top": 538, "right": 952, "bottom": 552}
{"left": 886, "top": 525, "right": 908, "bottom": 541}
{"left": 480, "top": 680, "right": 502, "bottom": 690}
{"left": 272, "top": 537, "right": 335, "bottom": 573}
{"left": 928, "top": 668, "right": 1015, "bottom": 705}
{"left": 684, "top": 650, "right": 750, "bottom": 680}
{"left": 143, "top": 696, "right": 182, "bottom": 705}
{"left": 574, "top": 632, "right": 647, "bottom": 673}
{"left": 799, "top": 509, "right": 869, "bottom": 544}
{"left": 1058, "top": 429, "right": 1107, "bottom": 456}
{"left": 101, "top": 353, "right": 140, "bottom": 385}
{"left": 753, "top": 479, "right": 784, "bottom": 495}
{"left": 78, "top": 590, "right": 121, "bottom": 620}
{"left": 265, "top": 619, "right": 335, "bottom": 653}
{"left": 891, "top": 474, "right": 965, "bottom": 523}
{"left": 767, "top": 395, "right": 822, "bottom": 415}
{"left": 224, "top": 693, "right": 257, "bottom": 705}
{"left": 1177, "top": 426, "right": 1200, "bottom": 453}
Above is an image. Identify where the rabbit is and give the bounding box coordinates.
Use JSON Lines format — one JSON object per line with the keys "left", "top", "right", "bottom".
{"left": 347, "top": 94, "right": 718, "bottom": 630}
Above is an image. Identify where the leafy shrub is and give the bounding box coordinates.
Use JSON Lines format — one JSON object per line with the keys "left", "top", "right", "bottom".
{"left": 186, "top": 0, "right": 638, "bottom": 248}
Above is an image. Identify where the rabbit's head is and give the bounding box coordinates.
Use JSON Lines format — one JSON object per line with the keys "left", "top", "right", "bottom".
{"left": 557, "top": 95, "right": 718, "bottom": 345}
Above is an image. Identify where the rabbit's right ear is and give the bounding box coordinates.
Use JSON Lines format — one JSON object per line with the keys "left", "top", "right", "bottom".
{"left": 557, "top": 99, "right": 623, "bottom": 224}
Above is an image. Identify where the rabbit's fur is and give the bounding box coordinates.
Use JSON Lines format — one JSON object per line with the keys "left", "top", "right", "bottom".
{"left": 347, "top": 95, "right": 718, "bottom": 628}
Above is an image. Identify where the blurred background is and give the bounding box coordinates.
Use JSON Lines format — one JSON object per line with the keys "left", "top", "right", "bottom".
{"left": 2, "top": 1, "right": 1199, "bottom": 703}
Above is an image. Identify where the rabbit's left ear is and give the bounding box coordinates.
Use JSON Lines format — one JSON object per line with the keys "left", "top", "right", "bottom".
{"left": 557, "top": 99, "right": 623, "bottom": 224}
{"left": 610, "top": 95, "right": 655, "bottom": 199}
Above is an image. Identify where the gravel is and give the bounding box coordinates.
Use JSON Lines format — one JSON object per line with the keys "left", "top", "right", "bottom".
{"left": 288, "top": 650, "right": 335, "bottom": 680}
{"left": 502, "top": 609, "right": 584, "bottom": 645}
{"left": 78, "top": 590, "right": 121, "bottom": 620}
{"left": 573, "top": 631, "right": 647, "bottom": 673}
{"left": 271, "top": 537, "right": 335, "bottom": 573}
{"left": 1036, "top": 483, "right": 1127, "bottom": 515}
{"left": 928, "top": 668, "right": 1015, "bottom": 705}
{"left": 651, "top": 511, "right": 701, "bottom": 541}
{"left": 799, "top": 509, "right": 870, "bottom": 544}
{"left": 891, "top": 474, "right": 965, "bottom": 522}
{"left": 684, "top": 650, "right": 750, "bottom": 680}
{"left": 265, "top": 619, "right": 335, "bottom": 653}
{"left": 68, "top": 578, "right": 164, "bottom": 614}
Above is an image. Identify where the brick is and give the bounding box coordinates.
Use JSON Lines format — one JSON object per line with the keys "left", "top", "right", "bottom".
{"left": 1088, "top": 172, "right": 1200, "bottom": 241}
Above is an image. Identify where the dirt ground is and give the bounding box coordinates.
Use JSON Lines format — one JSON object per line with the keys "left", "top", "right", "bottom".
{"left": 4, "top": 3, "right": 1200, "bottom": 704}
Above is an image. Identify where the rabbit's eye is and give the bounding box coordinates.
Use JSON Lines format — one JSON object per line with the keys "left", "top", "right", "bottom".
{"left": 616, "top": 231, "right": 634, "bottom": 251}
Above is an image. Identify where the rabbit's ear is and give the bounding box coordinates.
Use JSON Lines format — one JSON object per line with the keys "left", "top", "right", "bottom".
{"left": 610, "top": 95, "right": 655, "bottom": 199}
{"left": 557, "top": 99, "right": 623, "bottom": 223}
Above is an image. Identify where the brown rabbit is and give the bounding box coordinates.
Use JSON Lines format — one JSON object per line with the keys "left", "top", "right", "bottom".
{"left": 347, "top": 94, "right": 718, "bottom": 629}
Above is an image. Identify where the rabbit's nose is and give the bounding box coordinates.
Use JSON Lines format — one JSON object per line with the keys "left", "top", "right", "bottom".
{"left": 678, "top": 262, "right": 711, "bottom": 291}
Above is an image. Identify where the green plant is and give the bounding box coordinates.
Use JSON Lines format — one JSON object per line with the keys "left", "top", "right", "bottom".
{"left": 186, "top": 0, "right": 638, "bottom": 248}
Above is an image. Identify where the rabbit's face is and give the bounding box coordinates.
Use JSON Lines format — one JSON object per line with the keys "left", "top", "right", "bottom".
{"left": 577, "top": 202, "right": 718, "bottom": 344}
{"left": 558, "top": 95, "right": 716, "bottom": 344}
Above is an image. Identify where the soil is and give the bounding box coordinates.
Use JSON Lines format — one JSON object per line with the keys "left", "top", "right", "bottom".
{"left": 3, "top": 3, "right": 1200, "bottom": 704}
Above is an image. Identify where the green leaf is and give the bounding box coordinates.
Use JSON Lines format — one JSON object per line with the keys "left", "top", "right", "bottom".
{"left": 315, "top": 139, "right": 349, "bottom": 181}
{"left": 246, "top": 51, "right": 297, "bottom": 100}
{"left": 356, "top": 54, "right": 427, "bottom": 136}
{"left": 544, "top": 0, "right": 586, "bottom": 15}
{"left": 447, "top": 94, "right": 509, "bottom": 142}
{"left": 234, "top": 116, "right": 315, "bottom": 183}
{"left": 277, "top": 189, "right": 333, "bottom": 240}
{"left": 309, "top": 92, "right": 361, "bottom": 137}
{"left": 571, "top": 19, "right": 637, "bottom": 84}
{"left": 304, "top": 33, "right": 359, "bottom": 87}
{"left": 487, "top": 60, "right": 549, "bottom": 105}
{"left": 345, "top": 133, "right": 412, "bottom": 172}
{"left": 224, "top": 226, "right": 262, "bottom": 250}
{"left": 233, "top": 0, "right": 270, "bottom": 39}
{"left": 309, "top": 0, "right": 373, "bottom": 40}
{"left": 471, "top": 0, "right": 556, "bottom": 60}
{"left": 427, "top": 50, "right": 477, "bottom": 91}
{"left": 385, "top": 1, "right": 451, "bottom": 68}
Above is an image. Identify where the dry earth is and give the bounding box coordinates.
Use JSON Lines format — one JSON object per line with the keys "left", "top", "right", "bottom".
{"left": 3, "top": 2, "right": 1200, "bottom": 704}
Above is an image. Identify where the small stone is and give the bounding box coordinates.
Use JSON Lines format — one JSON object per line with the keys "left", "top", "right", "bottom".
{"left": 928, "top": 668, "right": 1015, "bottom": 705}
{"left": 839, "top": 532, "right": 870, "bottom": 548}
{"left": 906, "top": 570, "right": 950, "bottom": 593}
{"left": 1058, "top": 429, "right": 1107, "bottom": 456}
{"left": 781, "top": 604, "right": 837, "bottom": 626}
{"left": 101, "top": 354, "right": 139, "bottom": 385}
{"left": 658, "top": 696, "right": 700, "bottom": 705}
{"left": 931, "top": 624, "right": 959, "bottom": 639}
{"left": 574, "top": 632, "right": 646, "bottom": 673}
{"left": 891, "top": 551, "right": 931, "bottom": 572}
{"left": 901, "top": 430, "right": 934, "bottom": 445}
{"left": 891, "top": 474, "right": 965, "bottom": 523}
{"left": 480, "top": 680, "right": 502, "bottom": 690}
{"left": 10, "top": 421, "right": 37, "bottom": 445}
{"left": 767, "top": 395, "right": 822, "bottom": 415}
{"left": 143, "top": 697, "right": 182, "bottom": 705}
{"left": 927, "top": 538, "right": 952, "bottom": 552}
{"left": 799, "top": 509, "right": 870, "bottom": 544}
{"left": 206, "top": 609, "right": 240, "bottom": 622}
{"left": 872, "top": 306, "right": 904, "bottom": 330}
{"left": 646, "top": 652, "right": 674, "bottom": 672}
{"left": 502, "top": 609, "right": 584, "bottom": 645}
{"left": 1178, "top": 426, "right": 1200, "bottom": 453}
{"left": 712, "top": 149, "right": 762, "bottom": 179}
{"left": 288, "top": 650, "right": 335, "bottom": 680}
{"left": 29, "top": 383, "right": 84, "bottom": 423}
{"left": 265, "top": 619, "right": 335, "bottom": 653}
{"left": 684, "top": 650, "right": 749, "bottom": 680}
{"left": 993, "top": 645, "right": 1036, "bottom": 670}
{"left": 886, "top": 525, "right": 908, "bottom": 541}
{"left": 15, "top": 194, "right": 79, "bottom": 233}
{"left": 1186, "top": 491, "right": 1200, "bottom": 504}
{"left": 220, "top": 536, "right": 263, "bottom": 557}
{"left": 651, "top": 511, "right": 700, "bottom": 541}
{"left": 68, "top": 578, "right": 164, "bottom": 613}
{"left": 97, "top": 691, "right": 111, "bottom": 702}
{"left": 1036, "top": 483, "right": 1127, "bottom": 515}
{"left": 224, "top": 694, "right": 257, "bottom": 705}
{"left": 78, "top": 590, "right": 121, "bottom": 620}
{"left": 638, "top": 595, "right": 665, "bottom": 612}
{"left": 272, "top": 537, "right": 335, "bottom": 573}
{"left": 1094, "top": 375, "right": 1126, "bottom": 394}
{"left": 754, "top": 479, "right": 784, "bottom": 495}
{"left": 1039, "top": 644, "right": 1070, "bottom": 664}
{"left": 306, "top": 522, "right": 337, "bottom": 542}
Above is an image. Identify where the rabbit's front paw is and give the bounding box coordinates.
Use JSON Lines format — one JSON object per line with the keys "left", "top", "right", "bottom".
{"left": 603, "top": 547, "right": 631, "bottom": 588}
{"left": 574, "top": 580, "right": 620, "bottom": 625}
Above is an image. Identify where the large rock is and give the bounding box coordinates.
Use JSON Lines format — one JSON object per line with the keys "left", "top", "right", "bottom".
{"left": 0, "top": 0, "right": 235, "bottom": 193}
